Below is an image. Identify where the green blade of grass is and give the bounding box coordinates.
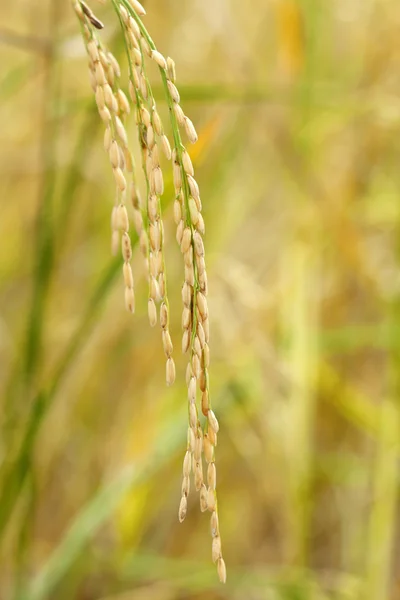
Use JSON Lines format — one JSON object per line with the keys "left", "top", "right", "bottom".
{"left": 18, "top": 414, "right": 186, "bottom": 600}
{"left": 0, "top": 256, "right": 121, "bottom": 540}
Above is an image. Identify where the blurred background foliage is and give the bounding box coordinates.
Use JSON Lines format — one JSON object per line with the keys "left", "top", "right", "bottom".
{"left": 1, "top": 0, "right": 400, "bottom": 598}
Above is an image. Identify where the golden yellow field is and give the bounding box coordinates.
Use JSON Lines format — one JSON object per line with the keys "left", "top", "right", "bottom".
{"left": 1, "top": 1, "right": 400, "bottom": 598}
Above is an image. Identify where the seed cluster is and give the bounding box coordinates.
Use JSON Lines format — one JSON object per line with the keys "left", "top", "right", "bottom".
{"left": 72, "top": 0, "right": 225, "bottom": 583}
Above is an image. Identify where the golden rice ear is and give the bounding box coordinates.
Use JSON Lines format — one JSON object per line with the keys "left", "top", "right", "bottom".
{"left": 73, "top": 0, "right": 225, "bottom": 583}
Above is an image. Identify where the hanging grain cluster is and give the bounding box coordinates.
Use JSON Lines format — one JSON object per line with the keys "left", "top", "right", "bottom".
{"left": 72, "top": 0, "right": 226, "bottom": 583}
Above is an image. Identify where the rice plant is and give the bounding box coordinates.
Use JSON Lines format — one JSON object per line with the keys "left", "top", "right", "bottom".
{"left": 3, "top": 1, "right": 400, "bottom": 598}
{"left": 72, "top": 0, "right": 226, "bottom": 583}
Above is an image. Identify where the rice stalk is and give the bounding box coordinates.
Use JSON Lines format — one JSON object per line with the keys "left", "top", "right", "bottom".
{"left": 72, "top": 0, "right": 225, "bottom": 581}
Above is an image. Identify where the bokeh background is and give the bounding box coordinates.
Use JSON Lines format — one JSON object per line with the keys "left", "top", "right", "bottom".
{"left": 1, "top": 0, "right": 400, "bottom": 598}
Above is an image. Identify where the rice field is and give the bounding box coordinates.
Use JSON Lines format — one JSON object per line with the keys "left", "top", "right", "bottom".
{"left": 1, "top": 1, "right": 400, "bottom": 599}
